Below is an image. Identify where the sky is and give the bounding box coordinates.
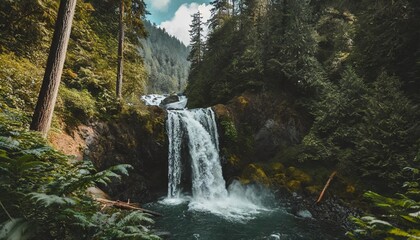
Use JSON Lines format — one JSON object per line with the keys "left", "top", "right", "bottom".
{"left": 144, "top": 0, "right": 212, "bottom": 46}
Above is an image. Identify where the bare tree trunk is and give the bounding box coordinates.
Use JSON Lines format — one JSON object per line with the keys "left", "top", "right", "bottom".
{"left": 116, "top": 0, "right": 124, "bottom": 99}
{"left": 30, "top": 0, "right": 77, "bottom": 137}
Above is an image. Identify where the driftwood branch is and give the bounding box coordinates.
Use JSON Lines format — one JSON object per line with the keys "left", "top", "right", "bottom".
{"left": 95, "top": 198, "right": 162, "bottom": 217}
{"left": 316, "top": 171, "right": 337, "bottom": 204}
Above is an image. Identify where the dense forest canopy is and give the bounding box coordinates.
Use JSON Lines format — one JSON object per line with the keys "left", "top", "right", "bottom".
{"left": 186, "top": 1, "right": 420, "bottom": 237}
{"left": 187, "top": 0, "right": 420, "bottom": 185}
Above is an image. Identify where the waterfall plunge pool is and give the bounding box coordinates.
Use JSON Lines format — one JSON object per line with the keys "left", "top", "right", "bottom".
{"left": 145, "top": 193, "right": 345, "bottom": 240}
{"left": 141, "top": 95, "right": 345, "bottom": 239}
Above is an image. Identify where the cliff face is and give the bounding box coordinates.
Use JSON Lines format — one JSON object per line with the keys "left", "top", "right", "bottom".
{"left": 48, "top": 105, "right": 168, "bottom": 203}
{"left": 86, "top": 106, "right": 168, "bottom": 203}
{"left": 213, "top": 92, "right": 307, "bottom": 164}
{"left": 213, "top": 92, "right": 360, "bottom": 207}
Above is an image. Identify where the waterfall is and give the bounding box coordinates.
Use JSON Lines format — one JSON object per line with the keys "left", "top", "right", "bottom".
{"left": 166, "top": 108, "right": 227, "bottom": 200}
{"left": 141, "top": 94, "right": 269, "bottom": 221}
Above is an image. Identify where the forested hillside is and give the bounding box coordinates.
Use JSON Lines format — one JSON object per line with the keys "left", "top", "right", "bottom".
{"left": 187, "top": 1, "right": 420, "bottom": 238}
{"left": 0, "top": 1, "right": 160, "bottom": 239}
{"left": 140, "top": 21, "right": 190, "bottom": 94}
{"left": 188, "top": 0, "right": 419, "bottom": 187}
{"left": 0, "top": 0, "right": 149, "bottom": 121}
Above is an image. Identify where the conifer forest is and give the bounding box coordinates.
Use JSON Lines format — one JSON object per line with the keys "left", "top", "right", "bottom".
{"left": 0, "top": 0, "right": 419, "bottom": 239}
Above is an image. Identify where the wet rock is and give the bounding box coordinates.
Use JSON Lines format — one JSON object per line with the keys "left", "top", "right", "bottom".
{"left": 287, "top": 180, "right": 302, "bottom": 192}
{"left": 160, "top": 95, "right": 179, "bottom": 106}
{"left": 305, "top": 185, "right": 322, "bottom": 195}
{"left": 241, "top": 163, "right": 271, "bottom": 186}
{"left": 286, "top": 166, "right": 312, "bottom": 183}
{"left": 272, "top": 173, "right": 287, "bottom": 187}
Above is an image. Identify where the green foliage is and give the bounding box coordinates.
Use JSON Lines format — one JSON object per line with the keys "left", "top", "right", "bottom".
{"left": 354, "top": 0, "right": 420, "bottom": 95}
{"left": 188, "top": 12, "right": 204, "bottom": 70}
{"left": 0, "top": 0, "right": 149, "bottom": 124}
{"left": 0, "top": 0, "right": 57, "bottom": 56}
{"left": 0, "top": 53, "right": 43, "bottom": 112}
{"left": 0, "top": 109, "right": 159, "bottom": 240}
{"left": 59, "top": 86, "right": 98, "bottom": 122}
{"left": 186, "top": 0, "right": 325, "bottom": 107}
{"left": 88, "top": 211, "right": 160, "bottom": 240}
{"left": 347, "top": 167, "right": 420, "bottom": 240}
{"left": 300, "top": 68, "right": 418, "bottom": 191}
{"left": 220, "top": 120, "right": 238, "bottom": 143}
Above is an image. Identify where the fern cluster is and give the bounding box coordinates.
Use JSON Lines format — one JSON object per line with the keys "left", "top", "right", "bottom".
{"left": 347, "top": 167, "right": 420, "bottom": 239}
{"left": 0, "top": 107, "right": 159, "bottom": 240}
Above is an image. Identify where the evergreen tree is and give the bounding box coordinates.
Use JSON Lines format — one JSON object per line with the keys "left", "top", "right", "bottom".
{"left": 209, "top": 0, "right": 232, "bottom": 30}
{"left": 115, "top": 0, "right": 148, "bottom": 98}
{"left": 265, "top": 0, "right": 323, "bottom": 88}
{"left": 188, "top": 12, "right": 204, "bottom": 69}
{"left": 354, "top": 0, "right": 420, "bottom": 96}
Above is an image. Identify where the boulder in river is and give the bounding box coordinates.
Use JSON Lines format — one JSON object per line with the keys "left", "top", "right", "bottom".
{"left": 159, "top": 94, "right": 188, "bottom": 109}
{"left": 160, "top": 95, "right": 179, "bottom": 106}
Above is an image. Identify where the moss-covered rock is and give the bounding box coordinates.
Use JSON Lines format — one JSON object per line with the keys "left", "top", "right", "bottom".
{"left": 267, "top": 162, "right": 285, "bottom": 175}
{"left": 286, "top": 166, "right": 312, "bottom": 184}
{"left": 287, "top": 180, "right": 302, "bottom": 192}
{"left": 272, "top": 173, "right": 287, "bottom": 187}
{"left": 241, "top": 163, "right": 271, "bottom": 186}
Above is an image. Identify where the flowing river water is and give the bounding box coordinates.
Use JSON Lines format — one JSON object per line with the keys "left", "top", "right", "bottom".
{"left": 142, "top": 95, "right": 345, "bottom": 239}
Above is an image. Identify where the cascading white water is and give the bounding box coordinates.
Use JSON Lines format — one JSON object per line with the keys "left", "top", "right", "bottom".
{"left": 166, "top": 111, "right": 183, "bottom": 198}
{"left": 142, "top": 94, "right": 270, "bottom": 219}
{"left": 165, "top": 106, "right": 270, "bottom": 221}
{"left": 166, "top": 108, "right": 227, "bottom": 200}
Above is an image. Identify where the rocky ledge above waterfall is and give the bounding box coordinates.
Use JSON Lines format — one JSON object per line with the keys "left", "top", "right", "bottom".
{"left": 141, "top": 94, "right": 188, "bottom": 110}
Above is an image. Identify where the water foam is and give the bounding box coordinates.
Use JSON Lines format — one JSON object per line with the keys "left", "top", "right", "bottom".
{"left": 188, "top": 180, "right": 271, "bottom": 222}
{"left": 164, "top": 107, "right": 270, "bottom": 222}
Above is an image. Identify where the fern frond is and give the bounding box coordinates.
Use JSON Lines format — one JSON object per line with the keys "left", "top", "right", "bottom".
{"left": 0, "top": 137, "right": 20, "bottom": 151}
{"left": 56, "top": 164, "right": 133, "bottom": 195}
{"left": 118, "top": 211, "right": 155, "bottom": 227}
{"left": 29, "top": 193, "right": 76, "bottom": 207}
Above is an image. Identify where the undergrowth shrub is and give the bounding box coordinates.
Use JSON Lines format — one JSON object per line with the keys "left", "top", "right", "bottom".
{"left": 59, "top": 86, "right": 98, "bottom": 124}
{"left": 0, "top": 107, "right": 159, "bottom": 240}
{"left": 347, "top": 165, "right": 420, "bottom": 240}
{"left": 0, "top": 53, "right": 42, "bottom": 111}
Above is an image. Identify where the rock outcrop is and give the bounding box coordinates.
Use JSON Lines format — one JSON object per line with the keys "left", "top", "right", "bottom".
{"left": 85, "top": 106, "right": 168, "bottom": 203}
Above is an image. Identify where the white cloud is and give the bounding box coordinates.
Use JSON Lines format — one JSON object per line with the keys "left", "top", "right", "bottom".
{"left": 159, "top": 3, "right": 211, "bottom": 46}
{"left": 146, "top": 0, "right": 170, "bottom": 11}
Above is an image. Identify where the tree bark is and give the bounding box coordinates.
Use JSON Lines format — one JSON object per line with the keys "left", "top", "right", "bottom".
{"left": 116, "top": 0, "right": 124, "bottom": 99}
{"left": 30, "top": 0, "right": 77, "bottom": 137}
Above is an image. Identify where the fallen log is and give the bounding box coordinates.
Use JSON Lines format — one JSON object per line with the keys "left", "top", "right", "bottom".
{"left": 316, "top": 171, "right": 337, "bottom": 204}
{"left": 95, "top": 197, "right": 162, "bottom": 217}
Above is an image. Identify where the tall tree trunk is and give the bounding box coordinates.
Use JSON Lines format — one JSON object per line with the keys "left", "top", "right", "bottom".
{"left": 116, "top": 0, "right": 124, "bottom": 98}
{"left": 30, "top": 0, "right": 77, "bottom": 137}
